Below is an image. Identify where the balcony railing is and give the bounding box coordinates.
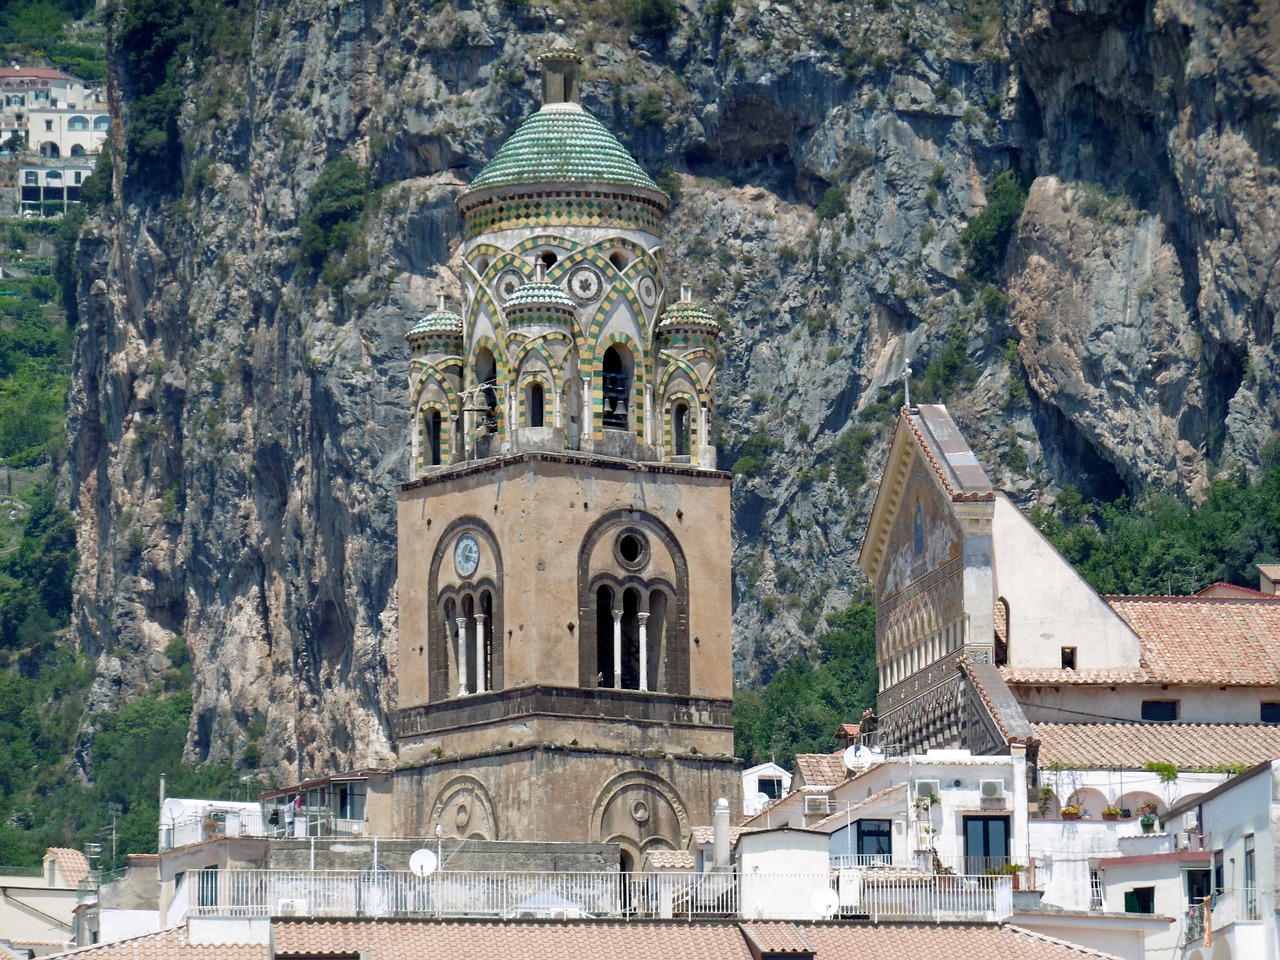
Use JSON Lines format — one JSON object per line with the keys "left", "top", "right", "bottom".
{"left": 1183, "top": 889, "right": 1262, "bottom": 945}
{"left": 179, "top": 868, "right": 1012, "bottom": 923}
{"left": 0, "top": 864, "right": 47, "bottom": 879}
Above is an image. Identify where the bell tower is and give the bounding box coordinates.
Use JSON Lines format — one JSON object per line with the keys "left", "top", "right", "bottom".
{"left": 392, "top": 37, "right": 739, "bottom": 861}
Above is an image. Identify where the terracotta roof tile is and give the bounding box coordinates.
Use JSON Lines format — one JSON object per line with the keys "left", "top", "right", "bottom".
{"left": 1257, "top": 564, "right": 1280, "bottom": 579}
{"left": 1000, "top": 597, "right": 1280, "bottom": 687}
{"left": 800, "top": 922, "right": 1123, "bottom": 958}
{"left": 272, "top": 919, "right": 754, "bottom": 960}
{"left": 1032, "top": 722, "right": 1280, "bottom": 771}
{"left": 793, "top": 754, "right": 846, "bottom": 788}
{"left": 644, "top": 849, "right": 694, "bottom": 869}
{"left": 691, "top": 825, "right": 759, "bottom": 846}
{"left": 1195, "top": 582, "right": 1279, "bottom": 599}
{"left": 44, "top": 926, "right": 267, "bottom": 960}
{"left": 47, "top": 847, "right": 90, "bottom": 884}
{"left": 740, "top": 921, "right": 814, "bottom": 954}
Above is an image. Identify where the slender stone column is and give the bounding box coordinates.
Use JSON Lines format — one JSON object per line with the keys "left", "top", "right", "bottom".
{"left": 612, "top": 609, "right": 623, "bottom": 688}
{"left": 456, "top": 617, "right": 469, "bottom": 696}
{"left": 474, "top": 613, "right": 487, "bottom": 693}
{"left": 637, "top": 612, "right": 650, "bottom": 691}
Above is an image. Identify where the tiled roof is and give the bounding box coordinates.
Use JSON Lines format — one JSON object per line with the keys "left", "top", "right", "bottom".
{"left": 657, "top": 300, "right": 721, "bottom": 334}
{"left": 1001, "top": 597, "right": 1280, "bottom": 687}
{"left": 1032, "top": 722, "right": 1280, "bottom": 771}
{"left": 803, "top": 923, "right": 1123, "bottom": 958}
{"left": 465, "top": 106, "right": 661, "bottom": 194}
{"left": 1257, "top": 563, "right": 1280, "bottom": 579}
{"left": 691, "top": 825, "right": 760, "bottom": 846}
{"left": 809, "top": 783, "right": 907, "bottom": 833}
{"left": 740, "top": 922, "right": 814, "bottom": 954}
{"left": 47, "top": 846, "right": 90, "bottom": 884}
{"left": 960, "top": 660, "right": 1035, "bottom": 745}
{"left": 272, "top": 919, "right": 753, "bottom": 960}
{"left": 504, "top": 280, "right": 578, "bottom": 310}
{"left": 0, "top": 67, "right": 72, "bottom": 80}
{"left": 44, "top": 927, "right": 266, "bottom": 960}
{"left": 793, "top": 753, "right": 846, "bottom": 788}
{"left": 406, "top": 309, "right": 463, "bottom": 338}
{"left": 644, "top": 849, "right": 694, "bottom": 869}
{"left": 1195, "top": 582, "right": 1278, "bottom": 599}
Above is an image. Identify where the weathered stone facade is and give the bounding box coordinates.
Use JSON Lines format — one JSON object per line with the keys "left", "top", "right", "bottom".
{"left": 391, "top": 41, "right": 739, "bottom": 860}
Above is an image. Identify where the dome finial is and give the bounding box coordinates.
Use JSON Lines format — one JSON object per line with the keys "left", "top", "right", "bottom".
{"left": 537, "top": 32, "right": 583, "bottom": 107}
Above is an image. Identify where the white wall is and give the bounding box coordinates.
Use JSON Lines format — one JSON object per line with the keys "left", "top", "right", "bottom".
{"left": 992, "top": 494, "right": 1140, "bottom": 670}
{"left": 737, "top": 830, "right": 830, "bottom": 921}
{"left": 1019, "top": 684, "right": 1280, "bottom": 724}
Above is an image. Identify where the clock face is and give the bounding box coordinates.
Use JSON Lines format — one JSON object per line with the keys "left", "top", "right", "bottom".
{"left": 454, "top": 533, "right": 480, "bottom": 578}
{"left": 496, "top": 269, "right": 524, "bottom": 302}
{"left": 568, "top": 265, "right": 603, "bottom": 304}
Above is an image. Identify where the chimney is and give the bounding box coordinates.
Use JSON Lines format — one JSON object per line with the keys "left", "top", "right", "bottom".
{"left": 713, "top": 797, "right": 730, "bottom": 868}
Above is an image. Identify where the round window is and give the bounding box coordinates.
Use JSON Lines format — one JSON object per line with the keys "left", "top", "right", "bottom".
{"left": 614, "top": 530, "right": 649, "bottom": 570}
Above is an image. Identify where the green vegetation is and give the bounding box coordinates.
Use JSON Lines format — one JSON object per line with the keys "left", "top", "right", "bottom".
{"left": 730, "top": 427, "right": 781, "bottom": 477}
{"left": 115, "top": 0, "right": 253, "bottom": 193}
{"left": 911, "top": 323, "right": 978, "bottom": 404}
{"left": 830, "top": 426, "right": 875, "bottom": 495}
{"left": 297, "top": 157, "right": 372, "bottom": 288}
{"left": 816, "top": 186, "right": 848, "bottom": 220}
{"left": 1033, "top": 461, "right": 1280, "bottom": 596}
{"left": 960, "top": 170, "right": 1027, "bottom": 282}
{"left": 628, "top": 0, "right": 680, "bottom": 39}
{"left": 735, "top": 601, "right": 877, "bottom": 769}
{"left": 0, "top": 1, "right": 105, "bottom": 81}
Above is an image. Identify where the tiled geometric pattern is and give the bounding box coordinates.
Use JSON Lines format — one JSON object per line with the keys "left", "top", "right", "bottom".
{"left": 464, "top": 191, "right": 664, "bottom": 240}
{"left": 661, "top": 390, "right": 698, "bottom": 463}
{"left": 463, "top": 107, "right": 662, "bottom": 193}
{"left": 516, "top": 370, "right": 552, "bottom": 427}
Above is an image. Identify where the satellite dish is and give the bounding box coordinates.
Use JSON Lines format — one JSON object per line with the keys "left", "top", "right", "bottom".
{"left": 811, "top": 886, "right": 840, "bottom": 918}
{"left": 409, "top": 848, "right": 438, "bottom": 878}
{"left": 843, "top": 744, "right": 869, "bottom": 772}
{"left": 753, "top": 792, "right": 771, "bottom": 807}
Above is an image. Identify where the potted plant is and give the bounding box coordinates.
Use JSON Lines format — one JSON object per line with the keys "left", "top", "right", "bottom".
{"left": 1139, "top": 800, "right": 1159, "bottom": 816}
{"left": 914, "top": 792, "right": 939, "bottom": 816}
{"left": 1060, "top": 805, "right": 1082, "bottom": 820}
{"left": 1101, "top": 805, "right": 1122, "bottom": 821}
{"left": 983, "top": 862, "right": 1027, "bottom": 890}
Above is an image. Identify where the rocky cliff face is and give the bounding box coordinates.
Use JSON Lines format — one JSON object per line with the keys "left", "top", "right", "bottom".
{"left": 68, "top": 0, "right": 1280, "bottom": 778}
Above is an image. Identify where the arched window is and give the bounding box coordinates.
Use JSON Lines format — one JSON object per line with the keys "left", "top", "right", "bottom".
{"left": 68, "top": 116, "right": 89, "bottom": 131}
{"left": 527, "top": 382, "right": 545, "bottom": 428}
{"left": 45, "top": 169, "right": 61, "bottom": 181}
{"left": 70, "top": 144, "right": 86, "bottom": 156}
{"left": 596, "top": 585, "right": 616, "bottom": 687}
{"left": 601, "top": 346, "right": 631, "bottom": 430}
{"left": 673, "top": 401, "right": 690, "bottom": 456}
{"left": 40, "top": 142, "right": 59, "bottom": 158}
{"left": 474, "top": 349, "right": 498, "bottom": 432}
{"left": 93, "top": 115, "right": 109, "bottom": 130}
{"left": 427, "top": 409, "right": 442, "bottom": 466}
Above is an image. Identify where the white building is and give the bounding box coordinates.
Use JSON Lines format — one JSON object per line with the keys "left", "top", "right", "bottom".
{"left": 741, "top": 761, "right": 791, "bottom": 817}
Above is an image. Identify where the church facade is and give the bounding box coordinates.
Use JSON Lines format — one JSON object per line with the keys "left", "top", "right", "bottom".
{"left": 391, "top": 39, "right": 739, "bottom": 864}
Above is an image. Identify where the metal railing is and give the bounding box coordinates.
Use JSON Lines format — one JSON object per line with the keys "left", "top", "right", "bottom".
{"left": 180, "top": 868, "right": 1011, "bottom": 923}
{"left": 829, "top": 854, "right": 895, "bottom": 869}
{"left": 834, "top": 869, "right": 1013, "bottom": 921}
{"left": 1183, "top": 889, "right": 1262, "bottom": 945}
{"left": 0, "top": 864, "right": 46, "bottom": 879}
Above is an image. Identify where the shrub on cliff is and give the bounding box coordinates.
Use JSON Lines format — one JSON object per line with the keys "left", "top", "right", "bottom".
{"left": 960, "top": 170, "right": 1027, "bottom": 282}
{"left": 297, "top": 158, "right": 371, "bottom": 285}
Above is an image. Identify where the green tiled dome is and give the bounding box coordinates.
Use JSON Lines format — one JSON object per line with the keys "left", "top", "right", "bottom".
{"left": 658, "top": 300, "right": 721, "bottom": 334}
{"left": 406, "top": 308, "right": 464, "bottom": 340}
{"left": 504, "top": 281, "right": 577, "bottom": 311}
{"left": 466, "top": 106, "right": 661, "bottom": 194}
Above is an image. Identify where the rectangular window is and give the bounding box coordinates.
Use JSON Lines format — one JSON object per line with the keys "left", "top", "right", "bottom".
{"left": 1262, "top": 702, "right": 1280, "bottom": 723}
{"left": 334, "top": 780, "right": 367, "bottom": 821}
{"left": 1141, "top": 699, "right": 1178, "bottom": 721}
{"left": 856, "top": 819, "right": 892, "bottom": 860}
{"left": 1245, "top": 835, "right": 1257, "bottom": 919}
{"left": 963, "top": 815, "right": 1010, "bottom": 874}
{"left": 1214, "top": 849, "right": 1224, "bottom": 895}
{"left": 1061, "top": 647, "right": 1076, "bottom": 669}
{"left": 24, "top": 172, "right": 37, "bottom": 185}
{"left": 1089, "top": 870, "right": 1104, "bottom": 910}
{"left": 1186, "top": 868, "right": 1211, "bottom": 903}
{"left": 44, "top": 119, "right": 53, "bottom": 131}
{"left": 1125, "top": 886, "right": 1155, "bottom": 914}
{"left": 74, "top": 172, "right": 82, "bottom": 184}
{"left": 758, "top": 776, "right": 784, "bottom": 800}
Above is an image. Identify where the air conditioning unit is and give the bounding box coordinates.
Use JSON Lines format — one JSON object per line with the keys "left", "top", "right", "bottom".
{"left": 804, "top": 795, "right": 832, "bottom": 816}
{"left": 980, "top": 779, "right": 1006, "bottom": 800}
{"left": 914, "top": 779, "right": 941, "bottom": 799}
{"left": 276, "top": 899, "right": 308, "bottom": 916}
{"left": 1175, "top": 831, "right": 1190, "bottom": 851}
{"left": 1186, "top": 811, "right": 1199, "bottom": 832}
